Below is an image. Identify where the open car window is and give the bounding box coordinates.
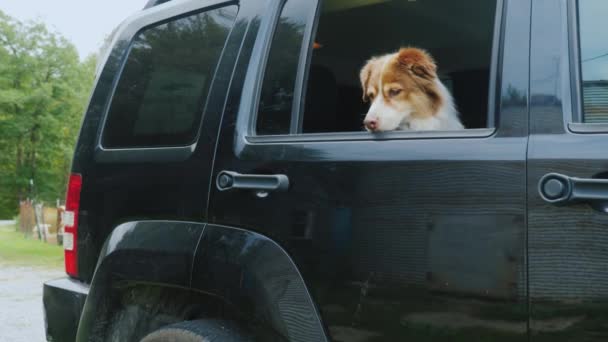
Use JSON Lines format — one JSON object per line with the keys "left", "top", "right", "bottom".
{"left": 256, "top": 0, "right": 499, "bottom": 136}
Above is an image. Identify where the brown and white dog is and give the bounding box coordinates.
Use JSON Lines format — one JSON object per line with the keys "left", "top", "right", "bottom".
{"left": 360, "top": 47, "right": 464, "bottom": 132}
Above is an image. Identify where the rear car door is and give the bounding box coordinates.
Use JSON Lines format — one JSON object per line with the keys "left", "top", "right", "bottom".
{"left": 209, "top": 0, "right": 531, "bottom": 340}
{"left": 529, "top": 0, "right": 608, "bottom": 340}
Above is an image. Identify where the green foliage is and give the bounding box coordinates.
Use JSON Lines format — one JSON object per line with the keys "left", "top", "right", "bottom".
{"left": 0, "top": 224, "right": 63, "bottom": 268}
{"left": 0, "top": 11, "right": 96, "bottom": 218}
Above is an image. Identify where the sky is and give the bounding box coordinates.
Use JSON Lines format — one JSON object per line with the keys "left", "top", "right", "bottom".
{"left": 1, "top": 0, "right": 146, "bottom": 59}
{"left": 580, "top": 0, "right": 608, "bottom": 81}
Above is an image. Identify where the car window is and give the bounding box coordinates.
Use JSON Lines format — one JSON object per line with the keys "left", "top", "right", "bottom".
{"left": 256, "top": 0, "right": 498, "bottom": 136}
{"left": 102, "top": 6, "right": 237, "bottom": 148}
{"left": 255, "top": 0, "right": 309, "bottom": 135}
{"left": 578, "top": 0, "right": 608, "bottom": 124}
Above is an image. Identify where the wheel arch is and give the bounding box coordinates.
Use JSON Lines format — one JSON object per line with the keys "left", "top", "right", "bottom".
{"left": 191, "top": 224, "right": 328, "bottom": 342}
{"left": 75, "top": 221, "right": 328, "bottom": 342}
{"left": 76, "top": 221, "right": 207, "bottom": 342}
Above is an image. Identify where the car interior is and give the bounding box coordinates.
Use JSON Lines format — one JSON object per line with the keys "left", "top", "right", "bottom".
{"left": 302, "top": 0, "right": 498, "bottom": 133}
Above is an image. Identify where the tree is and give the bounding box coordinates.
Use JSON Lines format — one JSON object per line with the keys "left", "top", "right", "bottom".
{"left": 0, "top": 10, "right": 96, "bottom": 217}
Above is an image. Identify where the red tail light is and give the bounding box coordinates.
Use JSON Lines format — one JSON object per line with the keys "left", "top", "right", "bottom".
{"left": 64, "top": 173, "right": 82, "bottom": 277}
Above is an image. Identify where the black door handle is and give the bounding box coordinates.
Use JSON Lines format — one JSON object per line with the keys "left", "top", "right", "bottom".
{"left": 539, "top": 173, "right": 608, "bottom": 211}
{"left": 216, "top": 170, "right": 289, "bottom": 192}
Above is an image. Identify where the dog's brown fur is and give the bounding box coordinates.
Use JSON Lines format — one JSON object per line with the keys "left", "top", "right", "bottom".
{"left": 360, "top": 47, "right": 463, "bottom": 131}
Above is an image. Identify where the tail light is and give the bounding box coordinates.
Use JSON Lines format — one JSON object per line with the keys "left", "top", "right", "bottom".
{"left": 63, "top": 173, "right": 82, "bottom": 277}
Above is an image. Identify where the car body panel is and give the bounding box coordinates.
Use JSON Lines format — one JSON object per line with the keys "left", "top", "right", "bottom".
{"left": 43, "top": 278, "right": 89, "bottom": 342}
{"left": 192, "top": 224, "right": 327, "bottom": 342}
{"left": 528, "top": 0, "right": 608, "bottom": 340}
{"left": 68, "top": 0, "right": 240, "bottom": 282}
{"left": 207, "top": 0, "right": 531, "bottom": 340}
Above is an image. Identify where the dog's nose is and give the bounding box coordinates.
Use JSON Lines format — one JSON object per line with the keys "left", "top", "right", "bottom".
{"left": 364, "top": 118, "right": 378, "bottom": 131}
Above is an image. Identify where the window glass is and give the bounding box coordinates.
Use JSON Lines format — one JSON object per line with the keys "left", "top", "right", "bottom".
{"left": 256, "top": 1, "right": 309, "bottom": 135}
{"left": 257, "top": 0, "right": 497, "bottom": 135}
{"left": 102, "top": 7, "right": 237, "bottom": 148}
{"left": 579, "top": 0, "right": 608, "bottom": 123}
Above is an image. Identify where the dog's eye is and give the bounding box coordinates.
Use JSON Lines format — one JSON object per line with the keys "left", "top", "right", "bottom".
{"left": 367, "top": 92, "right": 376, "bottom": 100}
{"left": 388, "top": 89, "right": 402, "bottom": 97}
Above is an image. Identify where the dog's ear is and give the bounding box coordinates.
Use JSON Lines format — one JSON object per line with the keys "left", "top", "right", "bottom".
{"left": 398, "top": 47, "right": 437, "bottom": 80}
{"left": 359, "top": 58, "right": 376, "bottom": 102}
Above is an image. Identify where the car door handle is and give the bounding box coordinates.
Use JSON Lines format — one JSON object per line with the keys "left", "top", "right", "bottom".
{"left": 216, "top": 170, "right": 289, "bottom": 192}
{"left": 539, "top": 173, "right": 608, "bottom": 211}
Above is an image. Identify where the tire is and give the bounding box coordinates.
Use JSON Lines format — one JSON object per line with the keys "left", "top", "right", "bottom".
{"left": 140, "top": 320, "right": 252, "bottom": 342}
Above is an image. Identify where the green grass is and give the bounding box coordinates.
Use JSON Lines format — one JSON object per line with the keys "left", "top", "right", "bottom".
{"left": 0, "top": 225, "right": 63, "bottom": 269}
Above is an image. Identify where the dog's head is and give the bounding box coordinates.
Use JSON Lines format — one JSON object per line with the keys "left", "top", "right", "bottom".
{"left": 360, "top": 48, "right": 443, "bottom": 132}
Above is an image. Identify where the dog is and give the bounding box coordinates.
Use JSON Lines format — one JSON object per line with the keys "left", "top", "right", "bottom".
{"left": 359, "top": 47, "right": 464, "bottom": 132}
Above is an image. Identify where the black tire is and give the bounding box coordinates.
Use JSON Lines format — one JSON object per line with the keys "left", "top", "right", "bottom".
{"left": 140, "top": 320, "right": 252, "bottom": 342}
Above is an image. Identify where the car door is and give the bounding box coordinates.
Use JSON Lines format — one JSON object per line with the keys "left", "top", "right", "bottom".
{"left": 529, "top": 0, "right": 608, "bottom": 340}
{"left": 208, "top": 0, "right": 531, "bottom": 340}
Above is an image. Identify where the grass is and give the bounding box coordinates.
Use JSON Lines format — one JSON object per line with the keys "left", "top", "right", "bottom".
{"left": 0, "top": 224, "right": 63, "bottom": 269}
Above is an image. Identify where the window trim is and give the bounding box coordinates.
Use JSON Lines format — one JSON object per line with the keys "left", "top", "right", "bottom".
{"left": 248, "top": 0, "right": 505, "bottom": 143}
{"left": 569, "top": 0, "right": 584, "bottom": 125}
{"left": 292, "top": 0, "right": 322, "bottom": 134}
{"left": 247, "top": 128, "right": 496, "bottom": 144}
{"left": 94, "top": 0, "right": 238, "bottom": 163}
{"left": 568, "top": 122, "right": 608, "bottom": 133}
{"left": 567, "top": 0, "right": 608, "bottom": 133}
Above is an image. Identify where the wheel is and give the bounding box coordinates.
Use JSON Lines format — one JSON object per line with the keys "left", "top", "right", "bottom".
{"left": 140, "top": 320, "right": 252, "bottom": 342}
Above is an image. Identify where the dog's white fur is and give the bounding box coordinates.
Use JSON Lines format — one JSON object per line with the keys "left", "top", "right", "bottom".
{"left": 408, "top": 81, "right": 462, "bottom": 130}
{"left": 360, "top": 48, "right": 464, "bottom": 132}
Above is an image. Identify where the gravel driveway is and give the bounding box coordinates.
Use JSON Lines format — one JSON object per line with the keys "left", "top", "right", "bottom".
{"left": 0, "top": 264, "right": 63, "bottom": 342}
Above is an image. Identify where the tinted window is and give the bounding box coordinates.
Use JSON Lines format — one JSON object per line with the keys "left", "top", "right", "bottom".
{"left": 579, "top": 0, "right": 608, "bottom": 123}
{"left": 256, "top": 0, "right": 497, "bottom": 135}
{"left": 256, "top": 1, "right": 308, "bottom": 135}
{"left": 103, "top": 7, "right": 237, "bottom": 148}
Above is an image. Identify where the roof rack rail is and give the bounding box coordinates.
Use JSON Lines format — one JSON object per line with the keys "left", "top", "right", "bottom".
{"left": 143, "top": 0, "right": 172, "bottom": 9}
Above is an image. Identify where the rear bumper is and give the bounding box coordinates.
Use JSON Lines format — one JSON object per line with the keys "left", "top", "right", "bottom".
{"left": 43, "top": 277, "right": 89, "bottom": 342}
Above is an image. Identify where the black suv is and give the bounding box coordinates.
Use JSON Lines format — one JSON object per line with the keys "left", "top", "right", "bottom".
{"left": 43, "top": 0, "right": 608, "bottom": 341}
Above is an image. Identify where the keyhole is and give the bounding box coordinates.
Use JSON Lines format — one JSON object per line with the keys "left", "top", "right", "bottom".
{"left": 256, "top": 190, "right": 269, "bottom": 198}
